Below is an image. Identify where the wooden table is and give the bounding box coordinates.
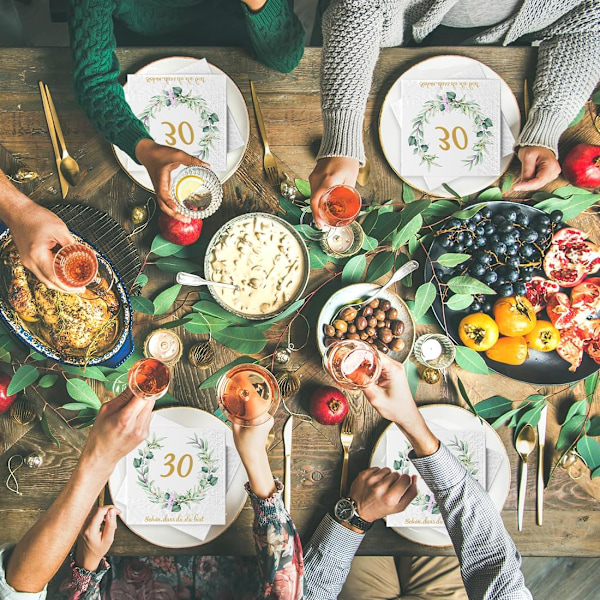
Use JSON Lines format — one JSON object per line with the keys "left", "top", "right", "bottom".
{"left": 0, "top": 47, "right": 599, "bottom": 557}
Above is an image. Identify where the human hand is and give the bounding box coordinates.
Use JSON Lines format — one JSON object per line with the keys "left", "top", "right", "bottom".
{"left": 83, "top": 389, "right": 154, "bottom": 471}
{"left": 232, "top": 416, "right": 274, "bottom": 462}
{"left": 309, "top": 157, "right": 360, "bottom": 229}
{"left": 134, "top": 138, "right": 209, "bottom": 223}
{"left": 6, "top": 201, "right": 80, "bottom": 293}
{"left": 349, "top": 467, "right": 417, "bottom": 523}
{"left": 513, "top": 146, "right": 561, "bottom": 192}
{"left": 75, "top": 505, "right": 119, "bottom": 572}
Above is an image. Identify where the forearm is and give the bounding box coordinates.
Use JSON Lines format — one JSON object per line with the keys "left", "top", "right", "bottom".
{"left": 0, "top": 170, "right": 33, "bottom": 223}
{"left": 243, "top": 0, "right": 305, "bottom": 74}
{"left": 318, "top": 0, "right": 386, "bottom": 164}
{"left": 67, "top": 0, "right": 151, "bottom": 161}
{"left": 518, "top": 30, "right": 600, "bottom": 155}
{"left": 6, "top": 454, "right": 113, "bottom": 593}
{"left": 411, "top": 444, "right": 532, "bottom": 599}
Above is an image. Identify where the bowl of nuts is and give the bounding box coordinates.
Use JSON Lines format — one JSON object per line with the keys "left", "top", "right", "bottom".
{"left": 317, "top": 283, "right": 415, "bottom": 363}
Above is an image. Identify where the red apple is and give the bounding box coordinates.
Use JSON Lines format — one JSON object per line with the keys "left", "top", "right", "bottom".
{"left": 158, "top": 212, "right": 203, "bottom": 246}
{"left": 561, "top": 144, "right": 600, "bottom": 190}
{"left": 0, "top": 372, "right": 17, "bottom": 414}
{"left": 309, "top": 386, "right": 348, "bottom": 425}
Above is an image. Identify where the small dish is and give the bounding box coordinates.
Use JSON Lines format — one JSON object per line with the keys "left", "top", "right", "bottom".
{"left": 317, "top": 283, "right": 416, "bottom": 363}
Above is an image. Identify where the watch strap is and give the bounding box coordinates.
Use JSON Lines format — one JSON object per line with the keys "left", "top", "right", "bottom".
{"left": 349, "top": 513, "right": 373, "bottom": 531}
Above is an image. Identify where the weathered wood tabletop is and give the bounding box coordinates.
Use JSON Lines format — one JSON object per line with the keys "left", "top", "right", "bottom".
{"left": 0, "top": 46, "right": 599, "bottom": 557}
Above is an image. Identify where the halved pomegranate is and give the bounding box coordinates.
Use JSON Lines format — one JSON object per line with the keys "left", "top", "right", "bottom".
{"left": 571, "top": 281, "right": 600, "bottom": 316}
{"left": 576, "top": 319, "right": 600, "bottom": 365}
{"left": 525, "top": 276, "right": 561, "bottom": 313}
{"left": 546, "top": 292, "right": 576, "bottom": 329}
{"left": 556, "top": 326, "right": 585, "bottom": 372}
{"left": 543, "top": 227, "right": 600, "bottom": 288}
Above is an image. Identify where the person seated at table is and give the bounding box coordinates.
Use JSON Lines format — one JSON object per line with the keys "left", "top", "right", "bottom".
{"left": 309, "top": 0, "right": 600, "bottom": 228}
{"left": 0, "top": 389, "right": 155, "bottom": 598}
{"left": 66, "top": 0, "right": 305, "bottom": 221}
{"left": 302, "top": 352, "right": 532, "bottom": 599}
{"left": 45, "top": 416, "right": 305, "bottom": 599}
{"left": 0, "top": 168, "right": 79, "bottom": 293}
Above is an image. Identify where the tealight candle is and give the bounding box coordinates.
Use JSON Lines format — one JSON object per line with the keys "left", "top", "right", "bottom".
{"left": 421, "top": 338, "right": 443, "bottom": 362}
{"left": 326, "top": 226, "right": 355, "bottom": 253}
{"left": 143, "top": 329, "right": 183, "bottom": 367}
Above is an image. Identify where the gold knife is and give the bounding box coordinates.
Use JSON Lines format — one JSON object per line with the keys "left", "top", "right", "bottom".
{"left": 536, "top": 405, "right": 547, "bottom": 526}
{"left": 283, "top": 415, "right": 293, "bottom": 512}
{"left": 38, "top": 81, "right": 68, "bottom": 199}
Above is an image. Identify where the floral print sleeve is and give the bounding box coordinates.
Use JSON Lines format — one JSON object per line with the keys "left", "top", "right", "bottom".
{"left": 55, "top": 555, "right": 109, "bottom": 600}
{"left": 245, "top": 480, "right": 305, "bottom": 600}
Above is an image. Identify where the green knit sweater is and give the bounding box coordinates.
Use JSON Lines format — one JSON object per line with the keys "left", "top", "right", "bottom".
{"left": 67, "top": 0, "right": 304, "bottom": 160}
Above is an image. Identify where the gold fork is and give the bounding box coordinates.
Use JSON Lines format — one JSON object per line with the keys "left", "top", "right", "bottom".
{"left": 340, "top": 412, "right": 355, "bottom": 497}
{"left": 249, "top": 80, "right": 279, "bottom": 185}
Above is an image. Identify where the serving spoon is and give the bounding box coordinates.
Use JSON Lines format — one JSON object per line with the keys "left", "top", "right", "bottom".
{"left": 515, "top": 424, "right": 537, "bottom": 532}
{"left": 176, "top": 271, "right": 238, "bottom": 291}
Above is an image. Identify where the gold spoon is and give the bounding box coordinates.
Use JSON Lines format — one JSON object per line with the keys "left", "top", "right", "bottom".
{"left": 515, "top": 424, "right": 537, "bottom": 532}
{"left": 44, "top": 84, "right": 81, "bottom": 187}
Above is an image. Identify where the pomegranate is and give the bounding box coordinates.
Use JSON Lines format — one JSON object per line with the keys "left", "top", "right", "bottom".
{"left": 556, "top": 326, "right": 585, "bottom": 372}
{"left": 543, "top": 227, "right": 600, "bottom": 287}
{"left": 561, "top": 144, "right": 600, "bottom": 190}
{"left": 158, "top": 212, "right": 203, "bottom": 245}
{"left": 525, "top": 276, "right": 560, "bottom": 313}
{"left": 546, "top": 292, "right": 576, "bottom": 329}
{"left": 309, "top": 386, "right": 348, "bottom": 425}
{"left": 0, "top": 372, "right": 17, "bottom": 414}
{"left": 570, "top": 280, "right": 600, "bottom": 315}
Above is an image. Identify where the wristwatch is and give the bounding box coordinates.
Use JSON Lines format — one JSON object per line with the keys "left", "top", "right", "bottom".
{"left": 333, "top": 498, "right": 373, "bottom": 533}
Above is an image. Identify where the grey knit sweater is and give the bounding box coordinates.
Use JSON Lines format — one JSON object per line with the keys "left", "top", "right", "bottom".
{"left": 318, "top": 0, "right": 600, "bottom": 165}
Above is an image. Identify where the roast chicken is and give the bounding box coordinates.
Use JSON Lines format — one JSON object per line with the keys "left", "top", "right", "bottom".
{"left": 4, "top": 245, "right": 120, "bottom": 358}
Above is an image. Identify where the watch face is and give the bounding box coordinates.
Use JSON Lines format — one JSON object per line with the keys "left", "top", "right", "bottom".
{"left": 335, "top": 499, "right": 354, "bottom": 521}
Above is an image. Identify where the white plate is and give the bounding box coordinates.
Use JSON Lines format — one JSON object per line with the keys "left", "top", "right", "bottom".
{"left": 108, "top": 406, "right": 248, "bottom": 549}
{"left": 370, "top": 404, "right": 511, "bottom": 547}
{"left": 113, "top": 56, "right": 250, "bottom": 190}
{"left": 316, "top": 283, "right": 415, "bottom": 363}
{"left": 379, "top": 55, "right": 520, "bottom": 198}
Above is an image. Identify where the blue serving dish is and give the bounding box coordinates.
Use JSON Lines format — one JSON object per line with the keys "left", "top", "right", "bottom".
{"left": 0, "top": 224, "right": 133, "bottom": 368}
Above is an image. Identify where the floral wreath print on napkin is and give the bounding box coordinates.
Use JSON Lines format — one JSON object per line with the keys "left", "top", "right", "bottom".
{"left": 137, "top": 86, "right": 221, "bottom": 162}
{"left": 133, "top": 433, "right": 219, "bottom": 513}
{"left": 408, "top": 91, "right": 494, "bottom": 170}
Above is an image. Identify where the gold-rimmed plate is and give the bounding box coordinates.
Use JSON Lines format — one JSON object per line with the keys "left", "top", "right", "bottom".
{"left": 379, "top": 55, "right": 520, "bottom": 198}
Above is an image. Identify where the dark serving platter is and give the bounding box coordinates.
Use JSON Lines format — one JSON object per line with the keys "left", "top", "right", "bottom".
{"left": 424, "top": 201, "right": 600, "bottom": 385}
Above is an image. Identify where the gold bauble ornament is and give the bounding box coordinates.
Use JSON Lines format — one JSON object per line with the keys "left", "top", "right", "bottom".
{"left": 559, "top": 450, "right": 578, "bottom": 470}
{"left": 274, "top": 348, "right": 291, "bottom": 365}
{"left": 276, "top": 372, "right": 301, "bottom": 399}
{"left": 10, "top": 396, "right": 37, "bottom": 425}
{"left": 189, "top": 340, "right": 216, "bottom": 369}
{"left": 130, "top": 205, "right": 149, "bottom": 225}
{"left": 14, "top": 168, "right": 39, "bottom": 183}
{"left": 422, "top": 367, "right": 441, "bottom": 384}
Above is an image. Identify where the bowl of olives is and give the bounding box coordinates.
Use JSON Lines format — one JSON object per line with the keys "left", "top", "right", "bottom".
{"left": 317, "top": 283, "right": 416, "bottom": 363}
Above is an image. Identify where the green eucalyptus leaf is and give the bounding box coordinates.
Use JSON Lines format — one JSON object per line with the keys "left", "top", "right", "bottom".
{"left": 457, "top": 376, "right": 478, "bottom": 415}
{"left": 7, "top": 364, "right": 39, "bottom": 395}
{"left": 259, "top": 299, "right": 305, "bottom": 327}
{"left": 490, "top": 407, "right": 522, "bottom": 429}
{"left": 131, "top": 295, "right": 155, "bottom": 315}
{"left": 361, "top": 210, "right": 379, "bottom": 236}
{"left": 587, "top": 416, "right": 600, "bottom": 437}
{"left": 455, "top": 346, "right": 489, "bottom": 375}
{"left": 64, "top": 366, "right": 106, "bottom": 381}
{"left": 135, "top": 273, "right": 149, "bottom": 288}
{"left": 535, "top": 193, "right": 600, "bottom": 222}
{"left": 105, "top": 371, "right": 129, "bottom": 394}
{"left": 342, "top": 254, "right": 367, "bottom": 284}
{"left": 556, "top": 413, "right": 587, "bottom": 451}
{"left": 155, "top": 257, "right": 201, "bottom": 273}
{"left": 362, "top": 235, "right": 378, "bottom": 251}
{"left": 155, "top": 392, "right": 180, "bottom": 408}
{"left": 29, "top": 351, "right": 46, "bottom": 361}
{"left": 501, "top": 174, "right": 514, "bottom": 192}
{"left": 278, "top": 196, "right": 303, "bottom": 220}
{"left": 62, "top": 402, "right": 95, "bottom": 412}
{"left": 477, "top": 187, "right": 502, "bottom": 201}
{"left": 66, "top": 378, "right": 102, "bottom": 409}
{"left": 447, "top": 276, "right": 496, "bottom": 296}
{"left": 453, "top": 204, "right": 486, "bottom": 220}
{"left": 395, "top": 253, "right": 414, "bottom": 287}
{"left": 309, "top": 244, "right": 330, "bottom": 269}
{"left": 445, "top": 293, "right": 474, "bottom": 311}
{"left": 38, "top": 374, "right": 59, "bottom": 388}
{"left": 475, "top": 396, "right": 513, "bottom": 419}
{"left": 585, "top": 372, "right": 600, "bottom": 399}
{"left": 40, "top": 410, "right": 59, "bottom": 448}
{"left": 174, "top": 243, "right": 207, "bottom": 259}
{"left": 366, "top": 251, "right": 395, "bottom": 282}
{"left": 592, "top": 466, "right": 600, "bottom": 479}
{"left": 568, "top": 106, "right": 585, "bottom": 127}
{"left": 576, "top": 436, "right": 600, "bottom": 471}
{"left": 592, "top": 90, "right": 600, "bottom": 105}
{"left": 561, "top": 399, "right": 589, "bottom": 425}
{"left": 294, "top": 224, "right": 322, "bottom": 240}
{"left": 514, "top": 403, "right": 546, "bottom": 440}
{"left": 436, "top": 253, "right": 471, "bottom": 268}
{"left": 294, "top": 178, "right": 311, "bottom": 198}
{"left": 213, "top": 326, "right": 267, "bottom": 354}
{"left": 405, "top": 359, "right": 419, "bottom": 398}
{"left": 192, "top": 301, "right": 246, "bottom": 324}
{"left": 405, "top": 300, "right": 437, "bottom": 325}
{"left": 442, "top": 183, "right": 461, "bottom": 199}
{"left": 198, "top": 357, "right": 259, "bottom": 390}
{"left": 159, "top": 316, "right": 194, "bottom": 330}
{"left": 392, "top": 214, "right": 423, "bottom": 250}
{"left": 423, "top": 200, "right": 459, "bottom": 220}
{"left": 153, "top": 284, "right": 182, "bottom": 315}
{"left": 370, "top": 211, "right": 404, "bottom": 242}
{"left": 150, "top": 234, "right": 182, "bottom": 257}
{"left": 412, "top": 282, "right": 436, "bottom": 320}
{"left": 183, "top": 317, "right": 230, "bottom": 335}
{"left": 399, "top": 199, "right": 431, "bottom": 226}
{"left": 402, "top": 184, "right": 416, "bottom": 203}
{"left": 408, "top": 235, "right": 421, "bottom": 256}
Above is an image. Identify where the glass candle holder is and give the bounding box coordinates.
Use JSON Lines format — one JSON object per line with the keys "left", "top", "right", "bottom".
{"left": 323, "top": 339, "right": 382, "bottom": 390}
{"left": 143, "top": 329, "right": 183, "bottom": 367}
{"left": 170, "top": 165, "right": 223, "bottom": 220}
{"left": 217, "top": 364, "right": 280, "bottom": 427}
{"left": 320, "top": 221, "right": 365, "bottom": 258}
{"left": 413, "top": 334, "right": 456, "bottom": 370}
